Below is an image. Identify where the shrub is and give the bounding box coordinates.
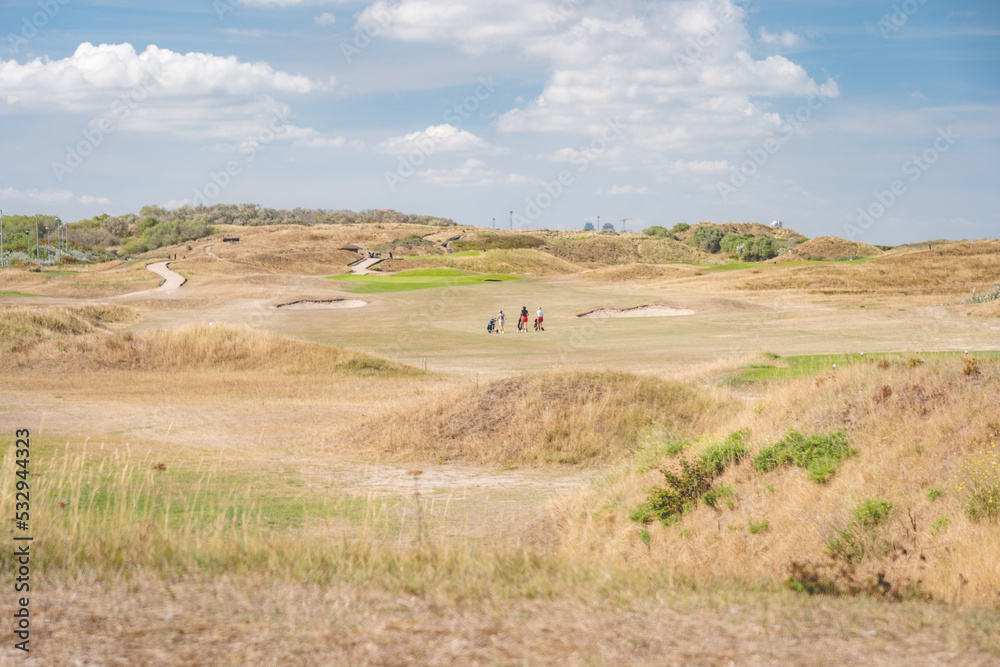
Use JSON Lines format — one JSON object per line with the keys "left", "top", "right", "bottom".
{"left": 671, "top": 223, "right": 691, "bottom": 234}
{"left": 643, "top": 226, "right": 673, "bottom": 238}
{"left": 692, "top": 225, "right": 724, "bottom": 253}
{"left": 630, "top": 459, "right": 714, "bottom": 525}
{"left": 720, "top": 234, "right": 749, "bottom": 255}
{"left": 748, "top": 520, "right": 769, "bottom": 534}
{"left": 825, "top": 498, "right": 894, "bottom": 563}
{"left": 740, "top": 237, "right": 778, "bottom": 262}
{"left": 753, "top": 430, "right": 856, "bottom": 483}
{"left": 700, "top": 429, "right": 749, "bottom": 475}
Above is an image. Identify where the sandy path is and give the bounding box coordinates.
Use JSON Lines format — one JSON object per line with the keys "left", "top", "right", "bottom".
{"left": 113, "top": 261, "right": 186, "bottom": 299}
{"left": 351, "top": 256, "right": 385, "bottom": 275}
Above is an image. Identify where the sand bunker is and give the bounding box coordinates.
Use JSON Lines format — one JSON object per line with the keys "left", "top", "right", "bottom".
{"left": 578, "top": 304, "right": 694, "bottom": 318}
{"left": 276, "top": 299, "right": 367, "bottom": 310}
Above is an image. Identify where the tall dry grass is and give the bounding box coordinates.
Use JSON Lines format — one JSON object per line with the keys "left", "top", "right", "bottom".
{"left": 348, "top": 371, "right": 735, "bottom": 465}
{"left": 0, "top": 306, "right": 419, "bottom": 375}
{"left": 554, "top": 356, "right": 1000, "bottom": 606}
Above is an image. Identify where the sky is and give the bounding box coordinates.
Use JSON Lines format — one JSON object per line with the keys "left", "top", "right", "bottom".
{"left": 0, "top": 0, "right": 998, "bottom": 245}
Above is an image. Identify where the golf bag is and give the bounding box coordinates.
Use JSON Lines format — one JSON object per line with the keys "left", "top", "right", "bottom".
{"left": 487, "top": 318, "right": 496, "bottom": 333}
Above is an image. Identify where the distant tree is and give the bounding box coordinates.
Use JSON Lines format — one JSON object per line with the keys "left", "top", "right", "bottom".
{"left": 643, "top": 225, "right": 672, "bottom": 238}
{"left": 693, "top": 225, "right": 724, "bottom": 253}
{"left": 720, "top": 234, "right": 749, "bottom": 255}
{"left": 584, "top": 222, "right": 595, "bottom": 231}
{"left": 671, "top": 223, "right": 691, "bottom": 234}
{"left": 602, "top": 222, "right": 615, "bottom": 231}
{"left": 741, "top": 237, "right": 778, "bottom": 262}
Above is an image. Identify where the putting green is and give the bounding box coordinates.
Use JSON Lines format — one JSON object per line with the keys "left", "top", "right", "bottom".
{"left": 327, "top": 268, "right": 521, "bottom": 293}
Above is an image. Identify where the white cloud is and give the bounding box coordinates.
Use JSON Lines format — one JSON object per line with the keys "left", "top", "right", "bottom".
{"left": 666, "top": 159, "right": 732, "bottom": 175}
{"left": 379, "top": 124, "right": 496, "bottom": 154}
{"left": 420, "top": 159, "right": 527, "bottom": 187}
{"left": 224, "top": 28, "right": 265, "bottom": 38}
{"left": 0, "top": 42, "right": 318, "bottom": 111}
{"left": 0, "top": 187, "right": 110, "bottom": 206}
{"left": 0, "top": 43, "right": 339, "bottom": 145}
{"left": 314, "top": 12, "right": 337, "bottom": 26}
{"left": 602, "top": 185, "right": 650, "bottom": 195}
{"left": 759, "top": 28, "right": 803, "bottom": 47}
{"left": 364, "top": 0, "right": 838, "bottom": 171}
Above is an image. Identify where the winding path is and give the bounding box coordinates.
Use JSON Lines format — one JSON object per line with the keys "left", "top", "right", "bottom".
{"left": 114, "top": 261, "right": 186, "bottom": 299}
{"left": 350, "top": 256, "right": 385, "bottom": 275}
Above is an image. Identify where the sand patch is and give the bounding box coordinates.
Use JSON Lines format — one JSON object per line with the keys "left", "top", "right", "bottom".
{"left": 577, "top": 304, "right": 695, "bottom": 318}
{"left": 276, "top": 299, "right": 367, "bottom": 310}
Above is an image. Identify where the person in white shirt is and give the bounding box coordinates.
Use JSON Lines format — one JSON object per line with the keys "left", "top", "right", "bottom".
{"left": 535, "top": 307, "right": 544, "bottom": 331}
{"left": 497, "top": 310, "right": 506, "bottom": 333}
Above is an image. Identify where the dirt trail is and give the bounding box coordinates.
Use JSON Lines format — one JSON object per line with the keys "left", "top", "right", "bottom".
{"left": 113, "top": 261, "right": 186, "bottom": 299}
{"left": 351, "top": 256, "right": 385, "bottom": 275}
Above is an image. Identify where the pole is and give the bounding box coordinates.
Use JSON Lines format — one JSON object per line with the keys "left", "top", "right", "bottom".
{"left": 35, "top": 215, "right": 39, "bottom": 260}
{"left": 509, "top": 210, "right": 512, "bottom": 231}
{"left": 0, "top": 209, "right": 4, "bottom": 268}
{"left": 492, "top": 217, "right": 495, "bottom": 229}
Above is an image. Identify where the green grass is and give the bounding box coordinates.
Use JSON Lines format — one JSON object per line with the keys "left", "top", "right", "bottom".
{"left": 0, "top": 292, "right": 36, "bottom": 298}
{"left": 722, "top": 351, "right": 1000, "bottom": 386}
{"left": 327, "top": 268, "right": 521, "bottom": 293}
{"left": 700, "top": 258, "right": 877, "bottom": 273}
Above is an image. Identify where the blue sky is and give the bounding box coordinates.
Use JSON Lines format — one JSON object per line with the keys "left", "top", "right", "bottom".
{"left": 1, "top": 0, "right": 997, "bottom": 245}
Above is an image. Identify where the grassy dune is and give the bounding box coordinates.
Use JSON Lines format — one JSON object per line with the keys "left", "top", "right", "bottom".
{"left": 349, "top": 371, "right": 735, "bottom": 465}
{"left": 557, "top": 355, "right": 1000, "bottom": 605}
{"left": 738, "top": 239, "right": 1000, "bottom": 294}
{"left": 0, "top": 307, "right": 418, "bottom": 374}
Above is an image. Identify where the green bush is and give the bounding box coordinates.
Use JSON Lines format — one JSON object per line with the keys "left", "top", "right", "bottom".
{"left": 720, "top": 234, "right": 748, "bottom": 255}
{"left": 630, "top": 459, "right": 714, "bottom": 525}
{"left": 825, "top": 498, "right": 893, "bottom": 563}
{"left": 753, "top": 430, "right": 856, "bottom": 483}
{"left": 700, "top": 429, "right": 749, "bottom": 475}
{"left": 643, "top": 226, "right": 673, "bottom": 238}
{"left": 671, "top": 223, "right": 691, "bottom": 234}
{"left": 749, "top": 520, "right": 769, "bottom": 534}
{"left": 692, "top": 225, "right": 724, "bottom": 253}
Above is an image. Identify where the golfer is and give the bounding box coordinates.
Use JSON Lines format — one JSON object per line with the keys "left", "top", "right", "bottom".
{"left": 535, "top": 307, "right": 544, "bottom": 331}
{"left": 520, "top": 306, "right": 529, "bottom": 333}
{"left": 497, "top": 310, "right": 506, "bottom": 334}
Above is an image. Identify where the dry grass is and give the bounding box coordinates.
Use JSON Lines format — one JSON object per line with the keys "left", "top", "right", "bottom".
{"left": 0, "top": 307, "right": 419, "bottom": 375}
{"left": 578, "top": 263, "right": 697, "bottom": 282}
{"left": 25, "top": 576, "right": 1000, "bottom": 665}
{"left": 347, "top": 371, "right": 735, "bottom": 465}
{"left": 555, "top": 356, "right": 1000, "bottom": 606}
{"left": 739, "top": 240, "right": 1000, "bottom": 294}
{"left": 0, "top": 260, "right": 161, "bottom": 298}
{"left": 543, "top": 235, "right": 716, "bottom": 266}
{"left": 781, "top": 236, "right": 885, "bottom": 261}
